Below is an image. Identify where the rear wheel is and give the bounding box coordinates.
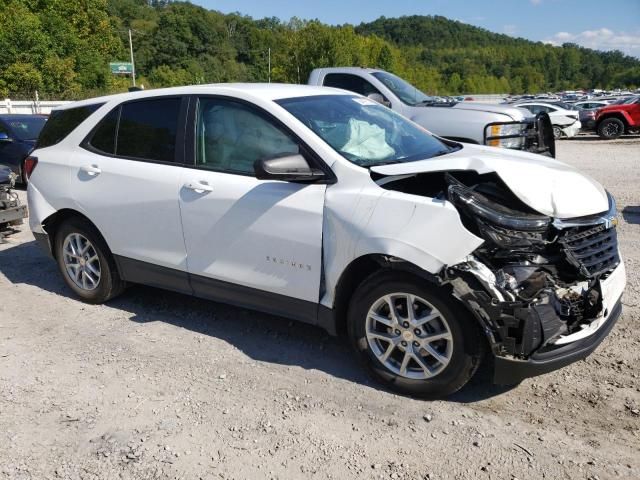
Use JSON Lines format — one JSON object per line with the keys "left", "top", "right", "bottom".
{"left": 347, "top": 271, "right": 484, "bottom": 399}
{"left": 597, "top": 118, "right": 625, "bottom": 139}
{"left": 54, "top": 218, "right": 125, "bottom": 303}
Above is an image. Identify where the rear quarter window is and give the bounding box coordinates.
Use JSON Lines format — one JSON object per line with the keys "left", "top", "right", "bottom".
{"left": 37, "top": 103, "right": 104, "bottom": 148}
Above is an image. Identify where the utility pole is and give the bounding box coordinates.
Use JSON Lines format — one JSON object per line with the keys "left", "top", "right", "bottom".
{"left": 268, "top": 48, "right": 271, "bottom": 83}
{"left": 128, "top": 29, "right": 136, "bottom": 87}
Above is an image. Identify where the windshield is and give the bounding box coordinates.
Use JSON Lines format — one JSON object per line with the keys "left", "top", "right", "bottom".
{"left": 278, "top": 95, "right": 455, "bottom": 167}
{"left": 5, "top": 116, "right": 47, "bottom": 141}
{"left": 370, "top": 71, "right": 435, "bottom": 106}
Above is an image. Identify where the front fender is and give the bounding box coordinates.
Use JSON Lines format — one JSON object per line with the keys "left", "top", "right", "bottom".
{"left": 321, "top": 180, "right": 484, "bottom": 308}
{"left": 353, "top": 191, "right": 483, "bottom": 271}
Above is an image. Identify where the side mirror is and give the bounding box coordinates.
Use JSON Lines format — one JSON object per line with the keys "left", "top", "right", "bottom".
{"left": 0, "top": 132, "right": 12, "bottom": 142}
{"left": 254, "top": 153, "right": 326, "bottom": 183}
{"left": 367, "top": 93, "right": 391, "bottom": 108}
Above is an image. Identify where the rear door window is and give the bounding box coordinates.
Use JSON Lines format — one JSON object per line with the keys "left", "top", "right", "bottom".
{"left": 37, "top": 104, "right": 103, "bottom": 148}
{"left": 116, "top": 98, "right": 181, "bottom": 162}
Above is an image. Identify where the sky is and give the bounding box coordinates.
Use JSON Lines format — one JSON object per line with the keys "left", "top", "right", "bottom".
{"left": 194, "top": 0, "right": 640, "bottom": 58}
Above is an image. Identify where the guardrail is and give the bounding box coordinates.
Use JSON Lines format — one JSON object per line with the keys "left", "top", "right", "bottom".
{"left": 0, "top": 99, "right": 71, "bottom": 115}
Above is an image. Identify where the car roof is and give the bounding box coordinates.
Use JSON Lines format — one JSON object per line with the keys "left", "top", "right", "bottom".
{"left": 53, "top": 83, "right": 351, "bottom": 111}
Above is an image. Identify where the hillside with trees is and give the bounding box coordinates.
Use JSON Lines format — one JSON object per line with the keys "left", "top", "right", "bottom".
{"left": 0, "top": 0, "right": 638, "bottom": 99}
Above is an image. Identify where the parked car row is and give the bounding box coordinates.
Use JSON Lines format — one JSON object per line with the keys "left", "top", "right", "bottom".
{"left": 503, "top": 95, "right": 640, "bottom": 139}
{"left": 508, "top": 102, "right": 581, "bottom": 139}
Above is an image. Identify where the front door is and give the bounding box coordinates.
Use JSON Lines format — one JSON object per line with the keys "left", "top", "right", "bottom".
{"left": 178, "top": 97, "right": 326, "bottom": 322}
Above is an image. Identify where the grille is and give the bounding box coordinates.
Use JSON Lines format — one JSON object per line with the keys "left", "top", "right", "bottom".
{"left": 560, "top": 223, "right": 620, "bottom": 278}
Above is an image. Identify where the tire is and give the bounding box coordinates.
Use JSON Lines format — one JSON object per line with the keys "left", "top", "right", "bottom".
{"left": 347, "top": 271, "right": 484, "bottom": 399}
{"left": 552, "top": 126, "right": 563, "bottom": 139}
{"left": 54, "top": 217, "right": 125, "bottom": 303}
{"left": 597, "top": 117, "right": 625, "bottom": 139}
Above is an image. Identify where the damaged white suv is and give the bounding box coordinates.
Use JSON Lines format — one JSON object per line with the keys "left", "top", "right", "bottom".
{"left": 28, "top": 85, "right": 626, "bottom": 398}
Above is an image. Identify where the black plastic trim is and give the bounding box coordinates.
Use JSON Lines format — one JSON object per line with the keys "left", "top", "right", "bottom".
{"left": 493, "top": 298, "right": 622, "bottom": 385}
{"left": 114, "top": 255, "right": 192, "bottom": 295}
{"left": 189, "top": 274, "right": 319, "bottom": 326}
{"left": 113, "top": 255, "right": 336, "bottom": 332}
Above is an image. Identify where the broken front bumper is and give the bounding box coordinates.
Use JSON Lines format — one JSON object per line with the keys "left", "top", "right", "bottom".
{"left": 495, "top": 260, "right": 625, "bottom": 384}
{"left": 494, "top": 298, "right": 622, "bottom": 384}
{"left": 450, "top": 257, "right": 626, "bottom": 385}
{"left": 493, "top": 300, "right": 622, "bottom": 385}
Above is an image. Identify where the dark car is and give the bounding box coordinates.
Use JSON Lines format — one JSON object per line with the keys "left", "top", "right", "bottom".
{"left": 0, "top": 114, "right": 48, "bottom": 184}
{"left": 579, "top": 108, "right": 597, "bottom": 131}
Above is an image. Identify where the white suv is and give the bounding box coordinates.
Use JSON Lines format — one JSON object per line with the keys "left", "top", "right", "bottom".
{"left": 28, "top": 84, "right": 626, "bottom": 398}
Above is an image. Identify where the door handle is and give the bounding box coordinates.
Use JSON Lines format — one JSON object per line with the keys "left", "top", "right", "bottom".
{"left": 184, "top": 181, "right": 213, "bottom": 193}
{"left": 80, "top": 165, "right": 101, "bottom": 176}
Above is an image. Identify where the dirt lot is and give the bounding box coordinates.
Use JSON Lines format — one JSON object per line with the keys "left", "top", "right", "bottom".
{"left": 1, "top": 138, "right": 639, "bottom": 480}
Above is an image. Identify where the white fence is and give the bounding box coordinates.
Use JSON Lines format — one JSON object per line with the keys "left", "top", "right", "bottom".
{"left": 0, "top": 99, "right": 71, "bottom": 115}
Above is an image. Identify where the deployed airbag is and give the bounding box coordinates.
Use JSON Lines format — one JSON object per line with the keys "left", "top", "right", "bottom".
{"left": 341, "top": 119, "right": 395, "bottom": 160}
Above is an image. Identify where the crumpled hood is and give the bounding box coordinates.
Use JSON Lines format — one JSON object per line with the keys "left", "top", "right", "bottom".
{"left": 450, "top": 102, "right": 532, "bottom": 121}
{"left": 370, "top": 144, "right": 609, "bottom": 219}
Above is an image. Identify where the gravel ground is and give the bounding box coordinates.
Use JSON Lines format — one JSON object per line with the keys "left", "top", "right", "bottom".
{"left": 1, "top": 138, "right": 639, "bottom": 480}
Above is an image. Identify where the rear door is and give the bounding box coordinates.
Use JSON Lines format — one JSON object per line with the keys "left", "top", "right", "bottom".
{"left": 178, "top": 96, "right": 327, "bottom": 322}
{"left": 71, "top": 96, "right": 191, "bottom": 292}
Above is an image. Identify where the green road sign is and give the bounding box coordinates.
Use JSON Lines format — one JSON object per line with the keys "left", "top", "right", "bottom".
{"left": 110, "top": 62, "right": 133, "bottom": 75}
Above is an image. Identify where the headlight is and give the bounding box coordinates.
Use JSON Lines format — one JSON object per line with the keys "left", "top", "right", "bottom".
{"left": 446, "top": 175, "right": 551, "bottom": 231}
{"left": 485, "top": 122, "right": 527, "bottom": 149}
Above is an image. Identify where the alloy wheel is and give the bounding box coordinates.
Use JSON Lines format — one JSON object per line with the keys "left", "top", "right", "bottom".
{"left": 365, "top": 293, "right": 453, "bottom": 380}
{"left": 62, "top": 233, "right": 101, "bottom": 291}
{"left": 603, "top": 122, "right": 621, "bottom": 137}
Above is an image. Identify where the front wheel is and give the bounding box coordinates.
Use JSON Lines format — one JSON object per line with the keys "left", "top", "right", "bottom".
{"left": 347, "top": 271, "right": 484, "bottom": 399}
{"left": 54, "top": 218, "right": 125, "bottom": 303}
{"left": 552, "top": 126, "right": 563, "bottom": 139}
{"left": 598, "top": 118, "right": 625, "bottom": 139}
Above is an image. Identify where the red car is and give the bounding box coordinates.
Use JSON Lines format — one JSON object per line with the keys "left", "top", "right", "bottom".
{"left": 595, "top": 96, "right": 640, "bottom": 139}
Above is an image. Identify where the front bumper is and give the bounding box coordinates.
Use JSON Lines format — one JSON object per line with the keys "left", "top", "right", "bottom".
{"left": 494, "top": 298, "right": 622, "bottom": 384}
{"left": 492, "top": 259, "right": 626, "bottom": 384}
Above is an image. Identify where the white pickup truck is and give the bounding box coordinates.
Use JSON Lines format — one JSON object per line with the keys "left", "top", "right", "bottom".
{"left": 308, "top": 67, "right": 555, "bottom": 156}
